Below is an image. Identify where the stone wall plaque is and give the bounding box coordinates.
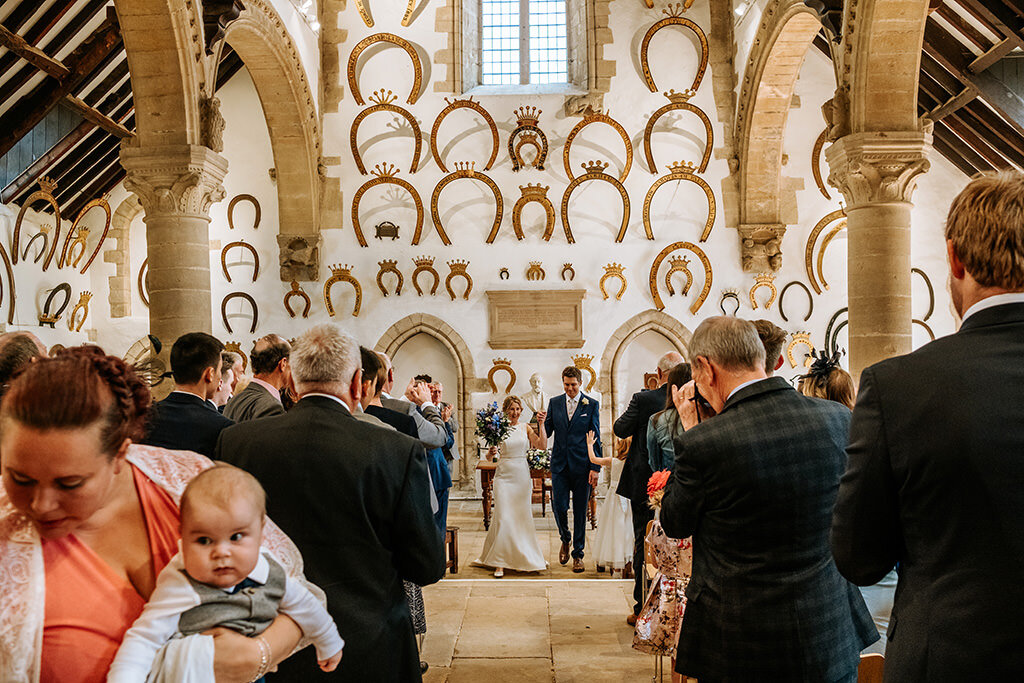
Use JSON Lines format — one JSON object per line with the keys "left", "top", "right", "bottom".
{"left": 487, "top": 290, "right": 586, "bottom": 349}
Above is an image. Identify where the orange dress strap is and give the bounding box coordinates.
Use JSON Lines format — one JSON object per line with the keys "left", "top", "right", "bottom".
{"left": 40, "top": 465, "right": 181, "bottom": 683}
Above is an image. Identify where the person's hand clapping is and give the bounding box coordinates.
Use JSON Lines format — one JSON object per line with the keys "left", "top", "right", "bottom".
{"left": 404, "top": 379, "right": 430, "bottom": 406}
{"left": 319, "top": 648, "right": 343, "bottom": 672}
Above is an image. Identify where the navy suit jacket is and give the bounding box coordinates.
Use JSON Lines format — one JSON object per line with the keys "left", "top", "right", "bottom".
{"left": 143, "top": 391, "right": 234, "bottom": 458}
{"left": 544, "top": 393, "right": 601, "bottom": 478}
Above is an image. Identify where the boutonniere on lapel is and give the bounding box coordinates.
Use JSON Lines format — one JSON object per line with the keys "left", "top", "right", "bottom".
{"left": 581, "top": 397, "right": 589, "bottom": 406}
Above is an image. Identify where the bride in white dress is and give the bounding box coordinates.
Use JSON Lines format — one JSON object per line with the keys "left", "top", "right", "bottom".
{"left": 476, "top": 396, "right": 548, "bottom": 577}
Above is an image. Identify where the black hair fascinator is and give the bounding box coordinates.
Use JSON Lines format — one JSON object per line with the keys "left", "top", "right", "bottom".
{"left": 800, "top": 348, "right": 844, "bottom": 384}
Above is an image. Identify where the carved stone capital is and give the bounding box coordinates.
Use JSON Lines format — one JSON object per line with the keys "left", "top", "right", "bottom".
{"left": 738, "top": 223, "right": 786, "bottom": 273}
{"left": 120, "top": 144, "right": 229, "bottom": 218}
{"left": 825, "top": 131, "right": 931, "bottom": 209}
{"left": 277, "top": 233, "right": 321, "bottom": 282}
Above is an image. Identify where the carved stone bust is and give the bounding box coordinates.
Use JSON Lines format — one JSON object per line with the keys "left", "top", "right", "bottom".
{"left": 522, "top": 373, "right": 547, "bottom": 414}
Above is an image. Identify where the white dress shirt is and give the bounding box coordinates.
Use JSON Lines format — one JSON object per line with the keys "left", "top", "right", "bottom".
{"left": 961, "top": 292, "right": 1024, "bottom": 323}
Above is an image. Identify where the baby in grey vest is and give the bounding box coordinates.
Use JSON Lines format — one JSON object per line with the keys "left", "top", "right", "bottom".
{"left": 108, "top": 465, "right": 344, "bottom": 682}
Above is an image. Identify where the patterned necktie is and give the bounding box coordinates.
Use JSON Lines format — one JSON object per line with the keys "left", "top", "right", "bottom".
{"left": 230, "top": 577, "right": 260, "bottom": 594}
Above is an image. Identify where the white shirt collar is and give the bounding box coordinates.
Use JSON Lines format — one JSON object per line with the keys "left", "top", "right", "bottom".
{"left": 961, "top": 292, "right": 1024, "bottom": 323}
{"left": 302, "top": 392, "right": 351, "bottom": 413}
{"left": 221, "top": 552, "right": 270, "bottom": 593}
{"left": 171, "top": 389, "right": 207, "bottom": 401}
{"left": 726, "top": 378, "right": 767, "bottom": 402}
{"left": 249, "top": 377, "right": 282, "bottom": 404}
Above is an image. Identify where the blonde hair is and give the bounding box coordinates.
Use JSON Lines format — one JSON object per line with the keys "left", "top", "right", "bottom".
{"left": 798, "top": 368, "right": 856, "bottom": 410}
{"left": 945, "top": 171, "right": 1024, "bottom": 290}
{"left": 502, "top": 395, "right": 522, "bottom": 412}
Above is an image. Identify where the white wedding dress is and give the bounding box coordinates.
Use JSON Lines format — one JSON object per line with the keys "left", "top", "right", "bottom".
{"left": 591, "top": 457, "right": 634, "bottom": 569}
{"left": 476, "top": 424, "right": 547, "bottom": 572}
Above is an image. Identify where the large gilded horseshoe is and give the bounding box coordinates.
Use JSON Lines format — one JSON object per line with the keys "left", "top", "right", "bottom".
{"left": 69, "top": 291, "right": 92, "bottom": 332}
{"left": 428, "top": 164, "right": 503, "bottom": 246}
{"left": 563, "top": 108, "right": 633, "bottom": 182}
{"left": 805, "top": 208, "right": 846, "bottom": 295}
{"left": 787, "top": 332, "right": 815, "bottom": 369}
{"left": 643, "top": 162, "right": 716, "bottom": 242}
{"left": 221, "top": 292, "right": 259, "bottom": 334}
{"left": 487, "top": 359, "right": 516, "bottom": 394}
{"left": 0, "top": 241, "right": 13, "bottom": 324}
{"left": 352, "top": 164, "right": 424, "bottom": 248}
{"left": 354, "top": 0, "right": 419, "bottom": 27}
{"left": 351, "top": 90, "right": 422, "bottom": 175}
{"left": 348, "top": 33, "right": 423, "bottom": 106}
{"left": 649, "top": 241, "right": 713, "bottom": 314}
{"left": 511, "top": 184, "right": 556, "bottom": 242}
{"left": 639, "top": 10, "right": 709, "bottom": 94}
{"left": 779, "top": 281, "right": 813, "bottom": 322}
{"left": 912, "top": 267, "right": 935, "bottom": 321}
{"left": 227, "top": 194, "right": 261, "bottom": 230}
{"left": 431, "top": 97, "right": 500, "bottom": 172}
{"left": 643, "top": 93, "right": 713, "bottom": 174}
{"left": 816, "top": 223, "right": 846, "bottom": 292}
{"left": 138, "top": 258, "right": 150, "bottom": 309}
{"left": 74, "top": 196, "right": 112, "bottom": 274}
{"left": 221, "top": 241, "right": 260, "bottom": 283}
{"left": 561, "top": 162, "right": 631, "bottom": 243}
{"left": 411, "top": 257, "right": 439, "bottom": 296}
{"left": 599, "top": 264, "right": 627, "bottom": 301}
{"left": 324, "top": 265, "right": 362, "bottom": 317}
{"left": 812, "top": 128, "right": 831, "bottom": 200}
{"left": 13, "top": 179, "right": 61, "bottom": 269}
{"left": 376, "top": 259, "right": 403, "bottom": 296}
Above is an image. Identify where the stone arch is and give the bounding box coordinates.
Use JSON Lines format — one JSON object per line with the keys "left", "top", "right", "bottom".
{"left": 104, "top": 195, "right": 143, "bottom": 318}
{"left": 597, "top": 310, "right": 692, "bottom": 443}
{"left": 375, "top": 314, "right": 482, "bottom": 486}
{"left": 224, "top": 0, "right": 323, "bottom": 276}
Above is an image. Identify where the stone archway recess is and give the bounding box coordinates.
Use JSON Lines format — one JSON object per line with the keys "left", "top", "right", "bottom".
{"left": 375, "top": 314, "right": 485, "bottom": 486}
{"left": 224, "top": 0, "right": 323, "bottom": 279}
{"left": 597, "top": 310, "right": 692, "bottom": 445}
{"left": 104, "top": 195, "right": 142, "bottom": 319}
{"left": 734, "top": 0, "right": 823, "bottom": 273}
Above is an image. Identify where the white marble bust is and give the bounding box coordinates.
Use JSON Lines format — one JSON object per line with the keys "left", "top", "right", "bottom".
{"left": 522, "top": 372, "right": 548, "bottom": 414}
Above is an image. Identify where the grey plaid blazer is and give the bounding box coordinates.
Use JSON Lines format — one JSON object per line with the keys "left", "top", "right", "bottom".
{"left": 661, "top": 376, "right": 876, "bottom": 682}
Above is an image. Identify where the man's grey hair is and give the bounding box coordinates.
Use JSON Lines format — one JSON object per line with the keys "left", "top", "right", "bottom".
{"left": 689, "top": 317, "right": 766, "bottom": 372}
{"left": 657, "top": 351, "right": 684, "bottom": 373}
{"left": 290, "top": 324, "right": 359, "bottom": 391}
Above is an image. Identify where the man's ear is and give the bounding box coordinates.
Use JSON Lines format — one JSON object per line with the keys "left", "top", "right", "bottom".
{"left": 350, "top": 368, "right": 363, "bottom": 404}
{"left": 947, "top": 239, "right": 966, "bottom": 280}
{"left": 203, "top": 365, "right": 217, "bottom": 385}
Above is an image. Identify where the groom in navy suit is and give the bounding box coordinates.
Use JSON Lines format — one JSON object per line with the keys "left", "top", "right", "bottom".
{"left": 544, "top": 366, "right": 601, "bottom": 573}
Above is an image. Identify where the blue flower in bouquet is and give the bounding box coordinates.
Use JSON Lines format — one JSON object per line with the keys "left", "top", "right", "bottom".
{"left": 476, "top": 402, "right": 512, "bottom": 447}
{"left": 526, "top": 448, "right": 551, "bottom": 471}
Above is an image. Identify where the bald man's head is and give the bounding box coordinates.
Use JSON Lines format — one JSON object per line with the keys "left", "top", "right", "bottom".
{"left": 250, "top": 334, "right": 290, "bottom": 377}
{"left": 657, "top": 351, "right": 684, "bottom": 380}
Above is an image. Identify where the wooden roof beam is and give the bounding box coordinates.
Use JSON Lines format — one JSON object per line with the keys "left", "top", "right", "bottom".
{"left": 927, "top": 84, "right": 978, "bottom": 122}
{"left": 932, "top": 124, "right": 989, "bottom": 176}
{"left": 61, "top": 94, "right": 133, "bottom": 138}
{"left": 969, "top": 38, "right": 1020, "bottom": 73}
{"left": 0, "top": 22, "right": 70, "bottom": 78}
{"left": 956, "top": 0, "right": 1024, "bottom": 48}
{"left": 935, "top": 3, "right": 995, "bottom": 53}
{"left": 0, "top": 1, "right": 76, "bottom": 76}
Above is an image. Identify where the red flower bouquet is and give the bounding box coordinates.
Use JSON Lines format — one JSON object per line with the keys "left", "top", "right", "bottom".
{"left": 647, "top": 470, "right": 671, "bottom": 509}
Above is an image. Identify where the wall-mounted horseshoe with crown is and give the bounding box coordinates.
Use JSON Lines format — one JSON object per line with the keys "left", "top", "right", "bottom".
{"left": 720, "top": 290, "right": 740, "bottom": 316}
{"left": 445, "top": 260, "right": 472, "bottom": 301}
{"left": 600, "top": 263, "right": 628, "bottom": 300}
{"left": 571, "top": 353, "right": 598, "bottom": 392}
{"left": 377, "top": 259, "right": 404, "bottom": 296}
{"left": 428, "top": 162, "right": 503, "bottom": 246}
{"left": 351, "top": 89, "right": 422, "bottom": 175}
{"left": 562, "top": 106, "right": 632, "bottom": 182}
{"left": 221, "top": 292, "right": 259, "bottom": 334}
{"left": 65, "top": 195, "right": 111, "bottom": 274}
{"left": 69, "top": 291, "right": 92, "bottom": 332}
{"left": 488, "top": 358, "right": 516, "bottom": 394}
{"left": 788, "top": 332, "right": 815, "bottom": 369}
{"left": 13, "top": 177, "right": 60, "bottom": 269}
{"left": 283, "top": 281, "right": 311, "bottom": 318}
{"left": 352, "top": 163, "right": 424, "bottom": 248}
{"left": 561, "top": 161, "right": 631, "bottom": 243}
{"left": 411, "top": 256, "right": 439, "bottom": 296}
{"left": 511, "top": 184, "right": 557, "bottom": 242}
{"left": 639, "top": 2, "right": 708, "bottom": 94}
{"left": 221, "top": 241, "right": 260, "bottom": 283}
{"left": 60, "top": 228, "right": 89, "bottom": 271}
{"left": 665, "top": 255, "right": 692, "bottom": 296}
{"left": 526, "top": 262, "right": 545, "bottom": 281}
{"left": 347, "top": 33, "right": 423, "bottom": 106}
{"left": 643, "top": 161, "right": 716, "bottom": 242}
{"left": 649, "top": 241, "right": 713, "bottom": 314}
{"left": 431, "top": 96, "right": 500, "bottom": 172}
{"left": 324, "top": 265, "right": 362, "bottom": 317}
{"left": 22, "top": 227, "right": 48, "bottom": 264}
{"left": 224, "top": 341, "right": 248, "bottom": 373}
{"left": 643, "top": 90, "right": 713, "bottom": 174}
{"left": 508, "top": 106, "right": 547, "bottom": 171}
{"left": 749, "top": 272, "right": 777, "bottom": 310}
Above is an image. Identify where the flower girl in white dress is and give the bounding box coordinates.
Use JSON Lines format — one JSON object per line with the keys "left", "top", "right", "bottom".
{"left": 587, "top": 432, "right": 634, "bottom": 575}
{"left": 476, "top": 396, "right": 549, "bottom": 577}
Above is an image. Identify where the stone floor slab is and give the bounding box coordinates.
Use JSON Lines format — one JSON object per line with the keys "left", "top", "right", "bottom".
{"left": 454, "top": 595, "right": 551, "bottom": 658}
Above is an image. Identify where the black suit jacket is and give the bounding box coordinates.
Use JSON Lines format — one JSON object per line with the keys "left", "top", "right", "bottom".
{"left": 215, "top": 396, "right": 444, "bottom": 682}
{"left": 366, "top": 404, "right": 418, "bottom": 439}
{"left": 223, "top": 381, "right": 285, "bottom": 422}
{"left": 613, "top": 385, "right": 666, "bottom": 504}
{"left": 143, "top": 391, "right": 234, "bottom": 457}
{"left": 662, "top": 377, "right": 876, "bottom": 682}
{"left": 833, "top": 302, "right": 1024, "bottom": 682}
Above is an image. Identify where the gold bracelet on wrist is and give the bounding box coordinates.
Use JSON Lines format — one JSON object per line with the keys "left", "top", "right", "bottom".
{"left": 251, "top": 635, "right": 271, "bottom": 682}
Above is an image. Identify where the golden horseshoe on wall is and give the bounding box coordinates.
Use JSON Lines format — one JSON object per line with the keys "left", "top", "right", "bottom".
{"left": 643, "top": 91, "right": 713, "bottom": 174}
{"left": 431, "top": 97, "right": 500, "bottom": 172}
{"left": 61, "top": 228, "right": 90, "bottom": 270}
{"left": 69, "top": 291, "right": 92, "bottom": 332}
{"left": 428, "top": 162, "right": 503, "bottom": 246}
{"left": 562, "top": 106, "right": 633, "bottom": 182}
{"left": 805, "top": 208, "right": 846, "bottom": 295}
{"left": 221, "top": 241, "right": 260, "bottom": 283}
{"left": 816, "top": 223, "right": 846, "bottom": 292}
{"left": 221, "top": 292, "right": 259, "bottom": 334}
{"left": 779, "top": 281, "right": 813, "bottom": 322}
{"left": 488, "top": 359, "right": 516, "bottom": 394}
{"left": 649, "top": 241, "right": 713, "bottom": 314}
{"left": 571, "top": 353, "right": 597, "bottom": 392}
{"left": 138, "top": 258, "right": 150, "bottom": 309}
{"left": 13, "top": 177, "right": 60, "bottom": 269}
{"left": 376, "top": 259, "right": 404, "bottom": 297}
{"left": 348, "top": 33, "right": 423, "bottom": 106}
{"left": 224, "top": 341, "right": 248, "bottom": 373}
{"left": 812, "top": 128, "right": 831, "bottom": 200}
{"left": 351, "top": 89, "right": 422, "bottom": 175}
{"left": 63, "top": 196, "right": 111, "bottom": 273}
{"left": 354, "top": 0, "right": 419, "bottom": 27}
{"left": 643, "top": 161, "right": 716, "bottom": 242}
{"left": 600, "top": 263, "right": 628, "bottom": 301}
{"left": 509, "top": 106, "right": 547, "bottom": 171}
{"left": 561, "top": 263, "right": 575, "bottom": 281}
{"left": 749, "top": 273, "right": 778, "bottom": 310}
{"left": 411, "top": 256, "right": 439, "bottom": 296}
{"left": 283, "top": 281, "right": 311, "bottom": 318}
{"left": 561, "top": 161, "right": 631, "bottom": 243}
{"left": 324, "top": 264, "right": 362, "bottom": 317}
{"left": 512, "top": 184, "right": 557, "bottom": 242}
{"left": 787, "top": 332, "right": 815, "bottom": 369}
{"left": 665, "top": 255, "right": 692, "bottom": 296}
{"left": 352, "top": 163, "right": 424, "bottom": 248}
{"left": 639, "top": 4, "right": 709, "bottom": 94}
{"left": 445, "top": 260, "right": 472, "bottom": 301}
{"left": 39, "top": 283, "right": 71, "bottom": 328}
{"left": 227, "top": 194, "right": 261, "bottom": 230}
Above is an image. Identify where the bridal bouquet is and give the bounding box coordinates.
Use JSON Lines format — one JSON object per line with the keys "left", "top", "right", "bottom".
{"left": 647, "top": 470, "right": 672, "bottom": 509}
{"left": 475, "top": 402, "right": 512, "bottom": 447}
{"left": 526, "top": 448, "right": 551, "bottom": 471}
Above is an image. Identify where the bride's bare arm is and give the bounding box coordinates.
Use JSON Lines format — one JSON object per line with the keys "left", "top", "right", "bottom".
{"left": 527, "top": 412, "right": 548, "bottom": 449}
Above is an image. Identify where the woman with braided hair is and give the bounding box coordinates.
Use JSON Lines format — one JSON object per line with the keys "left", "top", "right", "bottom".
{"left": 0, "top": 346, "right": 316, "bottom": 683}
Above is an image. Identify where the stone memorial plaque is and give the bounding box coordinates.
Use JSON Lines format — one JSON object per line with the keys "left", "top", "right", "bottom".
{"left": 486, "top": 290, "right": 586, "bottom": 349}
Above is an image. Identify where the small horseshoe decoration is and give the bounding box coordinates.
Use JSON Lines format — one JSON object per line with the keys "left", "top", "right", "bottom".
{"left": 138, "top": 258, "right": 150, "bottom": 309}
{"left": 643, "top": 161, "right": 716, "bottom": 242}
{"left": 779, "top": 281, "right": 813, "bottom": 322}
{"left": 65, "top": 196, "right": 111, "bottom": 273}
{"left": 806, "top": 209, "right": 846, "bottom": 295}
{"left": 824, "top": 307, "right": 849, "bottom": 356}
{"left": 512, "top": 184, "right": 557, "bottom": 242}
{"left": 498, "top": 268, "right": 510, "bottom": 280}
{"left": 445, "top": 261, "right": 472, "bottom": 301}
{"left": 749, "top": 273, "right": 778, "bottom": 310}
{"left": 324, "top": 265, "right": 362, "bottom": 317}
{"left": 787, "top": 332, "right": 815, "bottom": 369}
{"left": 411, "top": 257, "right": 439, "bottom": 296}
{"left": 227, "top": 194, "right": 261, "bottom": 230}
{"left": 429, "top": 163, "right": 502, "bottom": 246}
{"left": 563, "top": 107, "right": 633, "bottom": 182}
{"left": 283, "top": 281, "right": 312, "bottom": 318}
{"left": 348, "top": 33, "right": 423, "bottom": 106}
{"left": 351, "top": 90, "right": 422, "bottom": 175}
{"left": 816, "top": 223, "right": 846, "bottom": 292}
{"left": 812, "top": 128, "right": 831, "bottom": 200}
{"left": 352, "top": 164, "right": 424, "bottom": 248}
{"left": 719, "top": 291, "right": 740, "bottom": 316}
{"left": 221, "top": 292, "right": 259, "bottom": 334}
{"left": 487, "top": 359, "right": 516, "bottom": 394}
{"left": 913, "top": 318, "right": 935, "bottom": 342}
{"left": 571, "top": 354, "right": 598, "bottom": 392}
{"left": 561, "top": 162, "right": 631, "bottom": 243}
{"left": 224, "top": 341, "right": 249, "bottom": 373}
{"left": 376, "top": 260, "right": 404, "bottom": 297}
{"left": 509, "top": 106, "right": 548, "bottom": 171}
{"left": 61, "top": 228, "right": 89, "bottom": 270}
{"left": 221, "top": 241, "right": 260, "bottom": 283}
{"left": 600, "top": 264, "right": 628, "bottom": 301}
{"left": 639, "top": 7, "right": 709, "bottom": 94}
{"left": 431, "top": 97, "right": 500, "bottom": 172}
{"left": 665, "top": 255, "right": 693, "bottom": 296}
{"left": 39, "top": 283, "right": 72, "bottom": 328}
{"left": 643, "top": 92, "right": 713, "bottom": 174}
{"left": 649, "top": 241, "right": 713, "bottom": 314}
{"left": 69, "top": 291, "right": 92, "bottom": 332}
{"left": 22, "top": 230, "right": 48, "bottom": 264}
{"left": 560, "top": 263, "right": 575, "bottom": 281}
{"left": 912, "top": 267, "right": 935, "bottom": 322}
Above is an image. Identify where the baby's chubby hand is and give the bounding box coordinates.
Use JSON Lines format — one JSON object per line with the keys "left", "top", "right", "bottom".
{"left": 319, "top": 648, "right": 343, "bottom": 672}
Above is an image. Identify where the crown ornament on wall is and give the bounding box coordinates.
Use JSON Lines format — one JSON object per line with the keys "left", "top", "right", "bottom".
{"left": 447, "top": 259, "right": 469, "bottom": 272}
{"left": 40, "top": 224, "right": 52, "bottom": 234}
{"left": 571, "top": 353, "right": 594, "bottom": 368}
{"left": 667, "top": 160, "right": 697, "bottom": 175}
{"left": 663, "top": 1, "right": 695, "bottom": 18}
{"left": 665, "top": 88, "right": 696, "bottom": 103}
{"left": 328, "top": 264, "right": 355, "bottom": 277}
{"left": 368, "top": 88, "right": 399, "bottom": 106}
{"left": 519, "top": 183, "right": 549, "bottom": 198}
{"left": 37, "top": 176, "right": 57, "bottom": 194}
{"left": 515, "top": 106, "right": 541, "bottom": 126}
{"left": 444, "top": 95, "right": 477, "bottom": 106}
{"left": 413, "top": 255, "right": 434, "bottom": 267}
{"left": 669, "top": 255, "right": 691, "bottom": 269}
{"left": 453, "top": 161, "right": 476, "bottom": 172}
{"left": 492, "top": 357, "right": 511, "bottom": 366}
{"left": 604, "top": 262, "right": 625, "bottom": 275}
{"left": 580, "top": 105, "right": 606, "bottom": 122}
{"left": 754, "top": 272, "right": 775, "bottom": 286}
{"left": 370, "top": 162, "right": 399, "bottom": 178}
{"left": 378, "top": 258, "right": 398, "bottom": 269}
{"left": 582, "top": 160, "right": 610, "bottom": 174}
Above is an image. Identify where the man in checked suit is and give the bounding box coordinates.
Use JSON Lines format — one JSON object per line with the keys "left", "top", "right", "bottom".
{"left": 544, "top": 366, "right": 601, "bottom": 573}
{"left": 662, "top": 316, "right": 876, "bottom": 682}
{"left": 833, "top": 172, "right": 1024, "bottom": 681}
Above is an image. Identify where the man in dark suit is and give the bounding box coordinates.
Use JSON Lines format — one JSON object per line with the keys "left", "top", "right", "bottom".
{"left": 832, "top": 172, "right": 1024, "bottom": 681}
{"left": 216, "top": 324, "right": 443, "bottom": 682}
{"left": 224, "top": 334, "right": 290, "bottom": 422}
{"left": 614, "top": 350, "right": 682, "bottom": 623}
{"left": 544, "top": 366, "right": 601, "bottom": 573}
{"left": 662, "top": 316, "right": 876, "bottom": 682}
{"left": 378, "top": 352, "right": 449, "bottom": 449}
{"left": 144, "top": 332, "right": 234, "bottom": 457}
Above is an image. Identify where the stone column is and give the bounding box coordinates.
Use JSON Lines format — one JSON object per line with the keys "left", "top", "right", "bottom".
{"left": 120, "top": 145, "right": 228, "bottom": 377}
{"left": 825, "top": 131, "right": 931, "bottom": 382}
